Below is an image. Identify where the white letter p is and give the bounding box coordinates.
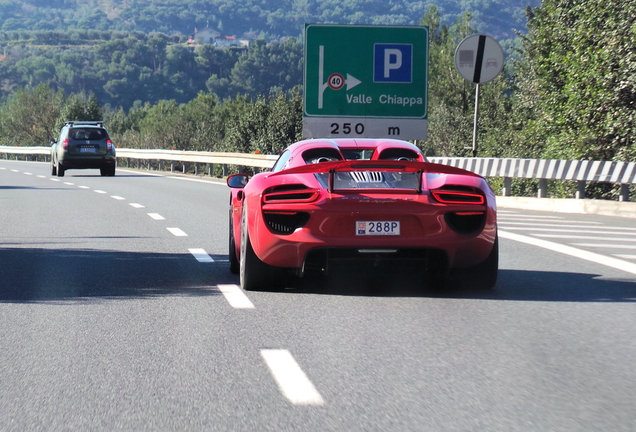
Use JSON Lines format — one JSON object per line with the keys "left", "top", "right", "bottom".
{"left": 384, "top": 49, "right": 402, "bottom": 78}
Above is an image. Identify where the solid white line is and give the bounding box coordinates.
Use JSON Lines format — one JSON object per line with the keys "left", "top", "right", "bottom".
{"left": 573, "top": 243, "right": 636, "bottom": 250}
{"left": 535, "top": 233, "right": 636, "bottom": 241}
{"left": 167, "top": 227, "right": 187, "bottom": 237}
{"left": 615, "top": 254, "right": 636, "bottom": 260}
{"left": 500, "top": 227, "right": 636, "bottom": 235}
{"left": 498, "top": 216, "right": 563, "bottom": 221}
{"left": 129, "top": 203, "right": 145, "bottom": 208}
{"left": 189, "top": 248, "right": 214, "bottom": 263}
{"left": 147, "top": 213, "right": 165, "bottom": 220}
{"left": 499, "top": 220, "right": 603, "bottom": 226}
{"left": 94, "top": 189, "right": 107, "bottom": 194}
{"left": 499, "top": 230, "right": 636, "bottom": 276}
{"left": 261, "top": 349, "right": 324, "bottom": 406}
{"left": 166, "top": 175, "right": 225, "bottom": 185}
{"left": 217, "top": 284, "right": 255, "bottom": 309}
{"left": 111, "top": 195, "right": 125, "bottom": 200}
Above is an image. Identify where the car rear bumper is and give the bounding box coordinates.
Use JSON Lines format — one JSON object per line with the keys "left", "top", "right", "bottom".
{"left": 250, "top": 201, "right": 497, "bottom": 271}
{"left": 59, "top": 154, "right": 116, "bottom": 169}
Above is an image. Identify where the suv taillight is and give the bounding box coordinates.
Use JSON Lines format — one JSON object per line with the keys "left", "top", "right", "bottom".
{"left": 63, "top": 138, "right": 69, "bottom": 150}
{"left": 107, "top": 139, "right": 113, "bottom": 150}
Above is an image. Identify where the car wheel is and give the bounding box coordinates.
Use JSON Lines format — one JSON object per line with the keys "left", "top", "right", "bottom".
{"left": 51, "top": 157, "right": 57, "bottom": 176}
{"left": 240, "top": 207, "right": 279, "bottom": 291}
{"left": 100, "top": 166, "right": 115, "bottom": 176}
{"left": 229, "top": 213, "right": 239, "bottom": 274}
{"left": 458, "top": 234, "right": 499, "bottom": 290}
{"left": 56, "top": 160, "right": 65, "bottom": 177}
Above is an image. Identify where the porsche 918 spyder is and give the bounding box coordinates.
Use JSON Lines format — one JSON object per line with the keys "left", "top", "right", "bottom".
{"left": 227, "top": 138, "right": 498, "bottom": 291}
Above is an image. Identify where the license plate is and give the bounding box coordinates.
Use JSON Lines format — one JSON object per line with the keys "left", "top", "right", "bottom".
{"left": 356, "top": 220, "right": 400, "bottom": 236}
{"left": 79, "top": 146, "right": 97, "bottom": 153}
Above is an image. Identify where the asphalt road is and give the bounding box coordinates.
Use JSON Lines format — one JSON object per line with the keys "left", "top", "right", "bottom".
{"left": 1, "top": 160, "right": 635, "bottom": 431}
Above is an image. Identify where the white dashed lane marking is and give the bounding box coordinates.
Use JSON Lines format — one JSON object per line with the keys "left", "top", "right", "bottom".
{"left": 94, "top": 190, "right": 107, "bottom": 194}
{"left": 261, "top": 349, "right": 324, "bottom": 406}
{"left": 130, "top": 203, "right": 145, "bottom": 208}
{"left": 217, "top": 284, "right": 255, "bottom": 309}
{"left": 111, "top": 195, "right": 125, "bottom": 200}
{"left": 147, "top": 213, "right": 165, "bottom": 220}
{"left": 189, "top": 248, "right": 214, "bottom": 263}
{"left": 167, "top": 227, "right": 188, "bottom": 237}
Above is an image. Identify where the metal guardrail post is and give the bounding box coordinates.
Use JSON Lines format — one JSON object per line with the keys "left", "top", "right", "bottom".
{"left": 619, "top": 184, "right": 630, "bottom": 202}
{"left": 502, "top": 177, "right": 512, "bottom": 197}
{"left": 538, "top": 179, "right": 547, "bottom": 198}
{"left": 576, "top": 181, "right": 586, "bottom": 199}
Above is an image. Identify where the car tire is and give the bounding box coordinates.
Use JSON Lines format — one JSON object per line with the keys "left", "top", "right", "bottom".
{"left": 101, "top": 166, "right": 115, "bottom": 176}
{"left": 51, "top": 157, "right": 57, "bottom": 176}
{"left": 229, "top": 213, "right": 239, "bottom": 274}
{"left": 56, "top": 160, "right": 65, "bottom": 177}
{"left": 240, "top": 207, "right": 280, "bottom": 291}
{"left": 458, "top": 234, "right": 499, "bottom": 290}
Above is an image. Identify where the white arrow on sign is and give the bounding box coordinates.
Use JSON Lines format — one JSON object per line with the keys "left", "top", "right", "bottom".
{"left": 346, "top": 74, "right": 361, "bottom": 90}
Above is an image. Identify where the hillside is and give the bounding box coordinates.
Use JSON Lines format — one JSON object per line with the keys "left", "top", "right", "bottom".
{"left": 1, "top": 0, "right": 539, "bottom": 41}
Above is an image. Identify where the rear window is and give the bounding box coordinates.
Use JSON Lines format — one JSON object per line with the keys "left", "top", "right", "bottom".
{"left": 69, "top": 128, "right": 108, "bottom": 140}
{"left": 340, "top": 149, "right": 375, "bottom": 160}
{"left": 377, "top": 148, "right": 421, "bottom": 161}
{"left": 302, "top": 148, "right": 343, "bottom": 164}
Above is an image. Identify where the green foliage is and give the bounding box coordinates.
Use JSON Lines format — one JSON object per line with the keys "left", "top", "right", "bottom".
{"left": 0, "top": 84, "right": 63, "bottom": 146}
{"left": 419, "top": 6, "right": 515, "bottom": 159}
{"left": 0, "top": 31, "right": 303, "bottom": 110}
{"left": 518, "top": 0, "right": 636, "bottom": 162}
{"left": 0, "top": 1, "right": 536, "bottom": 41}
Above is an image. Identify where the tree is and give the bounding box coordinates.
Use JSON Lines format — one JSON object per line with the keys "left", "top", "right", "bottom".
{"left": 0, "top": 84, "right": 63, "bottom": 146}
{"left": 518, "top": 0, "right": 636, "bottom": 162}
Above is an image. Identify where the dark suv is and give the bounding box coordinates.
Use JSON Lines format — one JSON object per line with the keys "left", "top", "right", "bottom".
{"left": 50, "top": 121, "right": 116, "bottom": 177}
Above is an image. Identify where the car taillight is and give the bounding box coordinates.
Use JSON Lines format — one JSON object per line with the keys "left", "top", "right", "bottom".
{"left": 431, "top": 188, "right": 485, "bottom": 205}
{"left": 63, "top": 138, "right": 69, "bottom": 150}
{"left": 106, "top": 139, "right": 113, "bottom": 150}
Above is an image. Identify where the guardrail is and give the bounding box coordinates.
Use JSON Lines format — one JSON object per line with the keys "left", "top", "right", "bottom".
{"left": 2, "top": 145, "right": 633, "bottom": 201}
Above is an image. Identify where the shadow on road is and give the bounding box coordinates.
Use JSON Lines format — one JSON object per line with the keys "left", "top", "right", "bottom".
{"left": 286, "top": 266, "right": 636, "bottom": 303}
{"left": 2, "top": 247, "right": 634, "bottom": 303}
{"left": 0, "top": 247, "right": 236, "bottom": 303}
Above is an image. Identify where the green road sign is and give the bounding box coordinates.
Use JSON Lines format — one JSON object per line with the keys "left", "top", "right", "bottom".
{"left": 303, "top": 24, "right": 428, "bottom": 139}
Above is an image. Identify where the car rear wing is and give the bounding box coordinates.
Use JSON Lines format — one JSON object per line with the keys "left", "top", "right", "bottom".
{"left": 271, "top": 160, "right": 481, "bottom": 193}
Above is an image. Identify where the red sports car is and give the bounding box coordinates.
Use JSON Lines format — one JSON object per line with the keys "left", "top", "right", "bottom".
{"left": 227, "top": 138, "right": 498, "bottom": 291}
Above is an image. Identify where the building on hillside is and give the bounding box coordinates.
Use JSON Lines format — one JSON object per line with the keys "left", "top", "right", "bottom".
{"left": 187, "top": 27, "right": 249, "bottom": 48}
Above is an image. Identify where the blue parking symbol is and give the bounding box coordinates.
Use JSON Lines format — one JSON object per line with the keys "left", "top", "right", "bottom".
{"left": 374, "top": 44, "right": 413, "bottom": 83}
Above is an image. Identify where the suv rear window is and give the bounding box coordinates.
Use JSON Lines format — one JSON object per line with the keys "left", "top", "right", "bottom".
{"left": 69, "top": 128, "right": 108, "bottom": 140}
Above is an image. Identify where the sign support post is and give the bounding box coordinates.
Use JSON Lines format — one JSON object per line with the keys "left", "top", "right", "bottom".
{"left": 472, "top": 83, "right": 480, "bottom": 157}
{"left": 455, "top": 34, "right": 504, "bottom": 157}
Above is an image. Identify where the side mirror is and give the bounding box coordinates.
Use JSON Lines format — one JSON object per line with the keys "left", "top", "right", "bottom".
{"left": 227, "top": 173, "right": 249, "bottom": 188}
